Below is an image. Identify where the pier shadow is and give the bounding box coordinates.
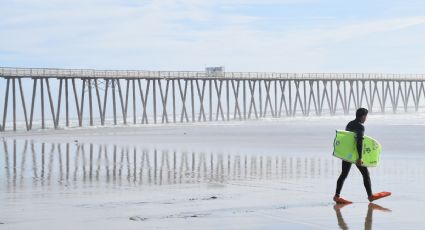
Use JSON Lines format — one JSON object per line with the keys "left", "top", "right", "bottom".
{"left": 334, "top": 203, "right": 391, "bottom": 230}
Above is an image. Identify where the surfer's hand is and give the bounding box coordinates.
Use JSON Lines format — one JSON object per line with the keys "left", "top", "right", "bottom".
{"left": 356, "top": 159, "right": 363, "bottom": 166}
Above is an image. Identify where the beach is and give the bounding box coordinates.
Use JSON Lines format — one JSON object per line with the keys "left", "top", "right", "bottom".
{"left": 1, "top": 114, "right": 425, "bottom": 229}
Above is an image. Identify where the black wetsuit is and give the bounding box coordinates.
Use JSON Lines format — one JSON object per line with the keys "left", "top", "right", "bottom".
{"left": 335, "top": 118, "right": 372, "bottom": 197}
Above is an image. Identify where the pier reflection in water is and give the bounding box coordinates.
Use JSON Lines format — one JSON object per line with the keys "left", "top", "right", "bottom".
{"left": 1, "top": 139, "right": 345, "bottom": 188}
{"left": 1, "top": 139, "right": 424, "bottom": 189}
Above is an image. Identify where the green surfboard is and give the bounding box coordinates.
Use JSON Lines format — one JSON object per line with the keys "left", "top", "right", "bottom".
{"left": 333, "top": 130, "right": 382, "bottom": 167}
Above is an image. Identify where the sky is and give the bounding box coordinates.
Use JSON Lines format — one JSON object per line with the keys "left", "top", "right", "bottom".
{"left": 1, "top": 0, "right": 425, "bottom": 73}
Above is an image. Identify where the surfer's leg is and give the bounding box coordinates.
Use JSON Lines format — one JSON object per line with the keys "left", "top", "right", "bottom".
{"left": 335, "top": 161, "right": 352, "bottom": 196}
{"left": 356, "top": 165, "right": 372, "bottom": 197}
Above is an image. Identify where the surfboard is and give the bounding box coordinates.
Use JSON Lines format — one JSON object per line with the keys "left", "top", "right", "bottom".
{"left": 333, "top": 130, "right": 382, "bottom": 167}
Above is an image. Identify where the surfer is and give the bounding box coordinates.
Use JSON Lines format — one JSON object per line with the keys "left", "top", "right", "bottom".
{"left": 333, "top": 108, "right": 388, "bottom": 204}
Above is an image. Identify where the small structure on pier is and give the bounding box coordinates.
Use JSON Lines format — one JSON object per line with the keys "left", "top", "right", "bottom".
{"left": 205, "top": 66, "right": 225, "bottom": 77}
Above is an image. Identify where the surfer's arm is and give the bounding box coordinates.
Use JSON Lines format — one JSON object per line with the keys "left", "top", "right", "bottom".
{"left": 356, "top": 126, "right": 364, "bottom": 159}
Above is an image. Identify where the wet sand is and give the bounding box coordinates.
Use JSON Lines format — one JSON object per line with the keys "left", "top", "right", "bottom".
{"left": 1, "top": 114, "right": 425, "bottom": 229}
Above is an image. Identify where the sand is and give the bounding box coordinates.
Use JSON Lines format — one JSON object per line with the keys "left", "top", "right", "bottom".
{"left": 1, "top": 114, "right": 425, "bottom": 229}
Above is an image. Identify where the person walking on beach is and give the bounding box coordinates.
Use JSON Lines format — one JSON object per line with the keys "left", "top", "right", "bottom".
{"left": 333, "top": 108, "right": 387, "bottom": 204}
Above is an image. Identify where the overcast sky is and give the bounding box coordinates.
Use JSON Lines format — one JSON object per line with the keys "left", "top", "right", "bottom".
{"left": 1, "top": 0, "right": 425, "bottom": 73}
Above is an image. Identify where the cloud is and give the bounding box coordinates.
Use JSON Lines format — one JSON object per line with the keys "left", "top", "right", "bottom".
{"left": 0, "top": 0, "right": 425, "bottom": 73}
{"left": 317, "top": 16, "right": 425, "bottom": 42}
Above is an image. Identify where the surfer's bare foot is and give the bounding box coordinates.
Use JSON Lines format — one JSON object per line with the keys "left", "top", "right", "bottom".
{"left": 368, "top": 203, "right": 392, "bottom": 212}
{"left": 333, "top": 195, "right": 353, "bottom": 204}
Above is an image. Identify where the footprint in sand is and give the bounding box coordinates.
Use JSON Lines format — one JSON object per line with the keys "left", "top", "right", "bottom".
{"left": 129, "top": 216, "right": 148, "bottom": 221}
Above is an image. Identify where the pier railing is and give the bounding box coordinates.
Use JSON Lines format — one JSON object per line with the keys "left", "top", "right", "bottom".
{"left": 1, "top": 67, "right": 425, "bottom": 80}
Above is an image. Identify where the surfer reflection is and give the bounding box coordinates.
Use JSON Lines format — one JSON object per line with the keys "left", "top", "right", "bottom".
{"left": 333, "top": 203, "right": 391, "bottom": 230}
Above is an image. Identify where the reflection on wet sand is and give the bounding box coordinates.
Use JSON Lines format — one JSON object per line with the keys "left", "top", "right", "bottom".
{"left": 2, "top": 140, "right": 340, "bottom": 189}
{"left": 1, "top": 138, "right": 423, "bottom": 229}
{"left": 2, "top": 139, "right": 425, "bottom": 192}
{"left": 334, "top": 203, "right": 391, "bottom": 230}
